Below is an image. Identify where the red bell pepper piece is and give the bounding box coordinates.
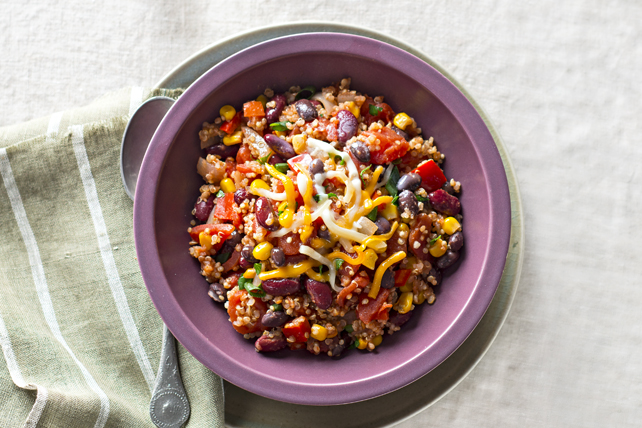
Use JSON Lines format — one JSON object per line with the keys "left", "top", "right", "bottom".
{"left": 411, "top": 160, "right": 447, "bottom": 193}
{"left": 220, "top": 112, "right": 242, "bottom": 134}
{"left": 357, "top": 288, "right": 391, "bottom": 324}
{"left": 286, "top": 154, "right": 312, "bottom": 172}
{"left": 189, "top": 223, "right": 235, "bottom": 252}
{"left": 394, "top": 269, "right": 413, "bottom": 288}
{"left": 242, "top": 101, "right": 265, "bottom": 117}
{"left": 282, "top": 316, "right": 311, "bottom": 343}
{"left": 212, "top": 192, "right": 241, "bottom": 227}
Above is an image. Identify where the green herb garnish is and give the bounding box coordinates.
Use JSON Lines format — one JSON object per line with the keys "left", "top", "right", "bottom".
{"left": 258, "top": 152, "right": 271, "bottom": 164}
{"left": 344, "top": 324, "right": 353, "bottom": 333}
{"left": 391, "top": 194, "right": 399, "bottom": 206}
{"left": 313, "top": 195, "right": 321, "bottom": 202}
{"left": 366, "top": 207, "right": 378, "bottom": 222}
{"left": 334, "top": 258, "right": 344, "bottom": 270}
{"left": 416, "top": 194, "right": 429, "bottom": 202}
{"left": 327, "top": 192, "right": 338, "bottom": 199}
{"left": 270, "top": 303, "right": 283, "bottom": 312}
{"left": 392, "top": 158, "right": 403, "bottom": 165}
{"left": 254, "top": 263, "right": 262, "bottom": 275}
{"left": 215, "top": 189, "right": 225, "bottom": 198}
{"left": 318, "top": 264, "right": 324, "bottom": 274}
{"left": 385, "top": 165, "right": 400, "bottom": 197}
{"left": 349, "top": 339, "right": 359, "bottom": 349}
{"left": 429, "top": 235, "right": 442, "bottom": 245}
{"left": 269, "top": 121, "right": 290, "bottom": 132}
{"left": 237, "top": 276, "right": 249, "bottom": 290}
{"left": 369, "top": 104, "right": 383, "bottom": 116}
{"left": 214, "top": 252, "right": 231, "bottom": 264}
{"left": 295, "top": 85, "right": 316, "bottom": 100}
{"left": 275, "top": 163, "right": 290, "bottom": 173}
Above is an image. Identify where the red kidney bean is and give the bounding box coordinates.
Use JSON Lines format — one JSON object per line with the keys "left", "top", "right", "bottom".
{"left": 205, "top": 143, "right": 239, "bottom": 159}
{"left": 194, "top": 194, "right": 215, "bottom": 222}
{"left": 238, "top": 256, "right": 253, "bottom": 270}
{"left": 266, "top": 94, "right": 286, "bottom": 124}
{"left": 337, "top": 110, "right": 358, "bottom": 143}
{"left": 305, "top": 278, "right": 332, "bottom": 310}
{"left": 262, "top": 278, "right": 302, "bottom": 296}
{"left": 374, "top": 217, "right": 391, "bottom": 235}
{"left": 436, "top": 250, "right": 460, "bottom": 269}
{"left": 388, "top": 310, "right": 413, "bottom": 327}
{"left": 295, "top": 99, "right": 318, "bottom": 122}
{"left": 391, "top": 124, "right": 409, "bottom": 140}
{"left": 264, "top": 134, "right": 297, "bottom": 159}
{"left": 261, "top": 311, "right": 289, "bottom": 328}
{"left": 380, "top": 269, "right": 395, "bottom": 289}
{"left": 270, "top": 247, "right": 286, "bottom": 267}
{"left": 448, "top": 231, "right": 464, "bottom": 252}
{"left": 397, "top": 173, "right": 422, "bottom": 192}
{"left": 255, "top": 197, "right": 281, "bottom": 231}
{"left": 255, "top": 335, "right": 288, "bottom": 352}
{"left": 267, "top": 153, "right": 285, "bottom": 165}
{"left": 398, "top": 190, "right": 419, "bottom": 217}
{"left": 428, "top": 189, "right": 461, "bottom": 216}
{"left": 234, "top": 188, "right": 252, "bottom": 205}
{"left": 349, "top": 141, "right": 370, "bottom": 163}
{"left": 208, "top": 283, "right": 226, "bottom": 303}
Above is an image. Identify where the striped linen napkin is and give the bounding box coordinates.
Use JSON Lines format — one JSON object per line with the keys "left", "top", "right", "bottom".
{"left": 0, "top": 88, "right": 224, "bottom": 427}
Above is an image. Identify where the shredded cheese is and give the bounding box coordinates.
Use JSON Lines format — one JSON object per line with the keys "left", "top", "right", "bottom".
{"left": 368, "top": 251, "right": 406, "bottom": 299}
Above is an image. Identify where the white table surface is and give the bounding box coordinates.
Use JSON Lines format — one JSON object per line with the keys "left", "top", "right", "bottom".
{"left": 3, "top": 1, "right": 641, "bottom": 426}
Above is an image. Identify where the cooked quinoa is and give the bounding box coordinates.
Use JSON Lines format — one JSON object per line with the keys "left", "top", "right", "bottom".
{"left": 188, "top": 79, "right": 464, "bottom": 357}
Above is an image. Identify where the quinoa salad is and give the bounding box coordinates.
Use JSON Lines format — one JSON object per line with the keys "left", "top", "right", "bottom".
{"left": 188, "top": 78, "right": 464, "bottom": 357}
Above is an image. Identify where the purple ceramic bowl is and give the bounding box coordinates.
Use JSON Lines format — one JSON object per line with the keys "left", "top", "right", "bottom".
{"left": 134, "top": 33, "right": 510, "bottom": 405}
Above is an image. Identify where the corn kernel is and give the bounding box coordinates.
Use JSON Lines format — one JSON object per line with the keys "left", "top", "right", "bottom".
{"left": 357, "top": 339, "right": 368, "bottom": 349}
{"left": 443, "top": 217, "right": 461, "bottom": 235}
{"left": 219, "top": 105, "right": 236, "bottom": 121}
{"left": 223, "top": 130, "right": 243, "bottom": 146}
{"left": 256, "top": 94, "right": 268, "bottom": 108}
{"left": 326, "top": 326, "right": 338, "bottom": 339}
{"left": 220, "top": 178, "right": 236, "bottom": 193}
{"left": 274, "top": 130, "right": 287, "bottom": 138}
{"left": 372, "top": 335, "right": 383, "bottom": 347}
{"left": 310, "top": 238, "right": 327, "bottom": 249}
{"left": 416, "top": 293, "right": 426, "bottom": 305}
{"left": 398, "top": 223, "right": 409, "bottom": 234}
{"left": 310, "top": 324, "right": 328, "bottom": 341}
{"left": 198, "top": 231, "right": 212, "bottom": 250}
{"left": 346, "top": 101, "right": 360, "bottom": 119}
{"left": 250, "top": 179, "right": 270, "bottom": 195}
{"left": 361, "top": 249, "right": 378, "bottom": 270}
{"left": 292, "top": 134, "right": 308, "bottom": 154}
{"left": 429, "top": 239, "right": 447, "bottom": 257}
{"left": 398, "top": 292, "right": 413, "bottom": 314}
{"left": 253, "top": 242, "right": 273, "bottom": 261}
{"left": 393, "top": 112, "right": 413, "bottom": 130}
{"left": 399, "top": 283, "right": 413, "bottom": 293}
{"left": 243, "top": 268, "right": 256, "bottom": 279}
{"left": 381, "top": 203, "right": 399, "bottom": 221}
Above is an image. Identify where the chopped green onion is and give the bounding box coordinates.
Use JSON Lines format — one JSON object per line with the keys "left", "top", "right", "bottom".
{"left": 360, "top": 165, "right": 372, "bottom": 183}
{"left": 313, "top": 195, "right": 321, "bottom": 202}
{"left": 318, "top": 264, "right": 324, "bottom": 274}
{"left": 295, "top": 85, "right": 316, "bottom": 100}
{"left": 327, "top": 193, "right": 338, "bottom": 199}
{"left": 416, "top": 194, "right": 428, "bottom": 202}
{"left": 339, "top": 159, "right": 345, "bottom": 165}
{"left": 385, "top": 165, "right": 400, "bottom": 197}
{"left": 214, "top": 252, "right": 231, "bottom": 263}
{"left": 215, "top": 189, "right": 225, "bottom": 198}
{"left": 344, "top": 324, "right": 353, "bottom": 333}
{"left": 275, "top": 163, "right": 290, "bottom": 173}
{"left": 269, "top": 121, "right": 290, "bottom": 132}
{"left": 367, "top": 207, "right": 378, "bottom": 222}
{"left": 369, "top": 104, "right": 383, "bottom": 116}
{"left": 334, "top": 258, "right": 344, "bottom": 270}
{"left": 429, "top": 235, "right": 442, "bottom": 245}
{"left": 270, "top": 303, "right": 283, "bottom": 312}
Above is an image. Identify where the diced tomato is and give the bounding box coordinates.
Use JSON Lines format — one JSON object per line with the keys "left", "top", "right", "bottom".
{"left": 236, "top": 162, "right": 263, "bottom": 175}
{"left": 286, "top": 154, "right": 312, "bottom": 172}
{"left": 236, "top": 144, "right": 253, "bottom": 164}
{"left": 394, "top": 269, "right": 413, "bottom": 288}
{"left": 243, "top": 101, "right": 265, "bottom": 117}
{"left": 251, "top": 217, "right": 267, "bottom": 237}
{"left": 282, "top": 316, "right": 311, "bottom": 343}
{"left": 362, "top": 127, "right": 410, "bottom": 165}
{"left": 357, "top": 288, "right": 391, "bottom": 324}
{"left": 227, "top": 287, "right": 267, "bottom": 334}
{"left": 278, "top": 232, "right": 302, "bottom": 255}
{"left": 213, "top": 192, "right": 241, "bottom": 227}
{"left": 313, "top": 118, "right": 338, "bottom": 142}
{"left": 411, "top": 160, "right": 447, "bottom": 193}
{"left": 338, "top": 251, "right": 362, "bottom": 278}
{"left": 225, "top": 160, "right": 236, "bottom": 177}
{"left": 189, "top": 223, "right": 235, "bottom": 251}
{"left": 337, "top": 274, "right": 369, "bottom": 306}
{"left": 220, "top": 112, "right": 242, "bottom": 134}
{"left": 360, "top": 99, "right": 395, "bottom": 126}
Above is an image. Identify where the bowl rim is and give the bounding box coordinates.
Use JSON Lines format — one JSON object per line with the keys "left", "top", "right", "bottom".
{"left": 134, "top": 32, "right": 511, "bottom": 405}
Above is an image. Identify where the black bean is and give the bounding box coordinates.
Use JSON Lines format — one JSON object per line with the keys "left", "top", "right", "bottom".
{"left": 349, "top": 141, "right": 371, "bottom": 163}
{"left": 270, "top": 247, "right": 286, "bottom": 267}
{"left": 205, "top": 143, "right": 239, "bottom": 159}
{"left": 241, "top": 245, "right": 259, "bottom": 264}
{"left": 442, "top": 182, "right": 455, "bottom": 195}
{"left": 208, "top": 283, "right": 226, "bottom": 303}
{"left": 305, "top": 278, "right": 333, "bottom": 310}
{"left": 285, "top": 254, "right": 307, "bottom": 265}
{"left": 337, "top": 110, "right": 358, "bottom": 143}
{"left": 429, "top": 268, "right": 442, "bottom": 286}
{"left": 264, "top": 134, "right": 297, "bottom": 159}
{"left": 219, "top": 230, "right": 241, "bottom": 254}
{"left": 398, "top": 190, "right": 419, "bottom": 217}
{"left": 391, "top": 125, "right": 409, "bottom": 140}
{"left": 255, "top": 335, "right": 288, "bottom": 352}
{"left": 262, "top": 278, "right": 302, "bottom": 296}
{"left": 374, "top": 217, "right": 391, "bottom": 235}
{"left": 380, "top": 269, "right": 394, "bottom": 289}
{"left": 397, "top": 173, "right": 422, "bottom": 192}
{"left": 255, "top": 197, "right": 281, "bottom": 231}
{"left": 261, "top": 311, "right": 289, "bottom": 328}
{"left": 428, "top": 189, "right": 461, "bottom": 216}
{"left": 317, "top": 227, "right": 331, "bottom": 241}
{"left": 194, "top": 194, "right": 215, "bottom": 223}
{"left": 233, "top": 188, "right": 251, "bottom": 205}
{"left": 436, "top": 250, "right": 460, "bottom": 269}
{"left": 448, "top": 231, "right": 464, "bottom": 252}
{"left": 309, "top": 158, "right": 325, "bottom": 175}
{"left": 388, "top": 310, "right": 413, "bottom": 327}
{"left": 295, "top": 99, "right": 318, "bottom": 122}
{"left": 266, "top": 94, "right": 286, "bottom": 124}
